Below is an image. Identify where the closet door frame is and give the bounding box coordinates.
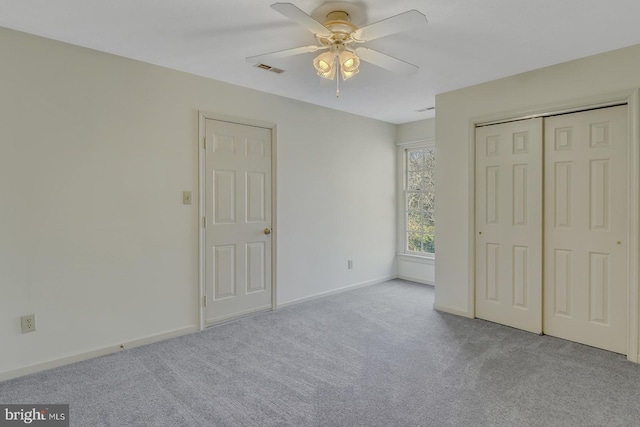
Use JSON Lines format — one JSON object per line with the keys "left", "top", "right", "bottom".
{"left": 467, "top": 89, "right": 640, "bottom": 363}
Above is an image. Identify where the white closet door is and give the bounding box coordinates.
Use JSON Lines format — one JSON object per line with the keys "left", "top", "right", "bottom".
{"left": 544, "top": 105, "right": 628, "bottom": 354}
{"left": 475, "top": 118, "right": 543, "bottom": 333}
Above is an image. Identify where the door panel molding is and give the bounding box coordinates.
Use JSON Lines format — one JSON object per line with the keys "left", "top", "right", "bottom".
{"left": 198, "top": 112, "right": 277, "bottom": 330}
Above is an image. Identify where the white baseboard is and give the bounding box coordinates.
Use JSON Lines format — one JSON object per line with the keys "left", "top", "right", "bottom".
{"left": 277, "top": 276, "right": 395, "bottom": 309}
{"left": 433, "top": 304, "right": 474, "bottom": 319}
{"left": 0, "top": 325, "right": 198, "bottom": 383}
{"left": 397, "top": 275, "right": 434, "bottom": 286}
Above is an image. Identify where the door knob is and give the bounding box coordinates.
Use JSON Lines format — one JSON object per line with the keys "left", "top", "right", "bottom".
{"left": 264, "top": 228, "right": 271, "bottom": 235}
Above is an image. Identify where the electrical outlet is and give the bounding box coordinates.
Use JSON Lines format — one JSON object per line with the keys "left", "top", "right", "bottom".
{"left": 348, "top": 259, "right": 353, "bottom": 269}
{"left": 21, "top": 314, "right": 36, "bottom": 333}
{"left": 182, "top": 191, "right": 192, "bottom": 205}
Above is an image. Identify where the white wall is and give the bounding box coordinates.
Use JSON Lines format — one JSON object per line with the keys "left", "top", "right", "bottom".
{"left": 435, "top": 44, "right": 640, "bottom": 342}
{"left": 395, "top": 118, "right": 436, "bottom": 284}
{"left": 0, "top": 27, "right": 397, "bottom": 379}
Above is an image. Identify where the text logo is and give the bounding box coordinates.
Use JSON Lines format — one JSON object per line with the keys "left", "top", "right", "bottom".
{"left": 0, "top": 405, "right": 68, "bottom": 426}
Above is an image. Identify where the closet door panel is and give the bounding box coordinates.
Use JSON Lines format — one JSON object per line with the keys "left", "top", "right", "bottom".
{"left": 544, "top": 105, "right": 628, "bottom": 354}
{"left": 476, "top": 118, "right": 543, "bottom": 333}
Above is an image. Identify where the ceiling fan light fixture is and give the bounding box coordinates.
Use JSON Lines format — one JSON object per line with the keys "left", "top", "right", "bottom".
{"left": 313, "top": 50, "right": 360, "bottom": 81}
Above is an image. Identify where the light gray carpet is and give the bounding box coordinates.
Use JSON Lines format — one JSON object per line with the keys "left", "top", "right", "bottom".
{"left": 2, "top": 279, "right": 640, "bottom": 426}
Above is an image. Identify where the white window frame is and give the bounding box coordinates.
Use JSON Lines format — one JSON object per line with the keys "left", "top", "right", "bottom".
{"left": 396, "top": 138, "right": 436, "bottom": 264}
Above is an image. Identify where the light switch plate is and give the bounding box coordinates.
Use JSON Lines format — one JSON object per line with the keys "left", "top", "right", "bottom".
{"left": 182, "top": 191, "right": 192, "bottom": 205}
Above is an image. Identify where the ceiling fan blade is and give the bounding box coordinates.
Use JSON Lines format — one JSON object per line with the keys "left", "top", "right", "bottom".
{"left": 270, "top": 3, "right": 332, "bottom": 37}
{"left": 355, "top": 47, "right": 419, "bottom": 76}
{"left": 352, "top": 10, "right": 427, "bottom": 42}
{"left": 246, "top": 45, "right": 324, "bottom": 63}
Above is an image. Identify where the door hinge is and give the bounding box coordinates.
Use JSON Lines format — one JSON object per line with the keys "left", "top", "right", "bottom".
{"left": 203, "top": 217, "right": 207, "bottom": 228}
{"left": 203, "top": 137, "right": 207, "bottom": 150}
{"left": 203, "top": 295, "right": 207, "bottom": 307}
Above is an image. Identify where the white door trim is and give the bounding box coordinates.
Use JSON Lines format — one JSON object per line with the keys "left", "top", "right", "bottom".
{"left": 627, "top": 90, "right": 640, "bottom": 363}
{"left": 198, "top": 111, "right": 278, "bottom": 331}
{"left": 467, "top": 89, "right": 640, "bottom": 363}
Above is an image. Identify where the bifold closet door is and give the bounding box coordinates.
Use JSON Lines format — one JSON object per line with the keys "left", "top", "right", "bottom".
{"left": 544, "top": 105, "right": 628, "bottom": 354}
{"left": 475, "top": 118, "right": 543, "bottom": 333}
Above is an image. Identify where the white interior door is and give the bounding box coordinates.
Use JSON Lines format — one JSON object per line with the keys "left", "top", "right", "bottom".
{"left": 544, "top": 105, "right": 628, "bottom": 354}
{"left": 204, "top": 119, "right": 272, "bottom": 324}
{"left": 475, "top": 118, "right": 543, "bottom": 333}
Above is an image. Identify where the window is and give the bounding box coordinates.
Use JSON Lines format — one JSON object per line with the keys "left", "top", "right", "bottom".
{"left": 405, "top": 146, "right": 435, "bottom": 255}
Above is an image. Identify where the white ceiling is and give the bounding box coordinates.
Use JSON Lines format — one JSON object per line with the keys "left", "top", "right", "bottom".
{"left": 2, "top": 0, "right": 640, "bottom": 124}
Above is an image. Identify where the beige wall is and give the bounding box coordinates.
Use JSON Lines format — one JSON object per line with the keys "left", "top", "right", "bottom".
{"left": 0, "top": 27, "right": 397, "bottom": 379}
{"left": 435, "top": 43, "right": 640, "bottom": 357}
{"left": 396, "top": 118, "right": 435, "bottom": 144}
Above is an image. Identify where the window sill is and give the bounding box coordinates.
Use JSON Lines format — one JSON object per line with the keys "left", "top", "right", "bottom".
{"left": 397, "top": 253, "right": 435, "bottom": 265}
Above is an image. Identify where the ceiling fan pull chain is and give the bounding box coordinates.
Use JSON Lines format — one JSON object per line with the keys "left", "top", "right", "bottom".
{"left": 336, "top": 54, "right": 340, "bottom": 98}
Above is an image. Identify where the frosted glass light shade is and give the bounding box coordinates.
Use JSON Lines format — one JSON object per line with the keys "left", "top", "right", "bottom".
{"left": 317, "top": 65, "right": 337, "bottom": 80}
{"left": 313, "top": 52, "right": 335, "bottom": 76}
{"left": 340, "top": 67, "right": 359, "bottom": 81}
{"left": 339, "top": 51, "right": 360, "bottom": 72}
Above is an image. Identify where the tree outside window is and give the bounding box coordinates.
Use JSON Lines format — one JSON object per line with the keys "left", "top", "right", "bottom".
{"left": 406, "top": 147, "right": 435, "bottom": 254}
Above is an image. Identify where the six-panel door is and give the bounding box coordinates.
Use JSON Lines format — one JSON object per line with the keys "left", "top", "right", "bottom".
{"left": 475, "top": 118, "right": 543, "bottom": 334}
{"left": 544, "top": 106, "right": 628, "bottom": 354}
{"left": 205, "top": 119, "right": 272, "bottom": 324}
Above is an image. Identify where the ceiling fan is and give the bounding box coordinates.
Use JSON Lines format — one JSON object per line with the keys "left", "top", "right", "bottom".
{"left": 246, "top": 2, "right": 427, "bottom": 96}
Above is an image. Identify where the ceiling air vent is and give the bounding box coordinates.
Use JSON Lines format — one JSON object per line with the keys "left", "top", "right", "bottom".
{"left": 415, "top": 106, "right": 435, "bottom": 113}
{"left": 255, "top": 64, "right": 285, "bottom": 74}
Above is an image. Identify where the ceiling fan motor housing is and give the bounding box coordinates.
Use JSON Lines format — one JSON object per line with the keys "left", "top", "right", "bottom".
{"left": 315, "top": 10, "right": 358, "bottom": 47}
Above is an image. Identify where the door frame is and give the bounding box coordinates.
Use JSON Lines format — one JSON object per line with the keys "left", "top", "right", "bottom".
{"left": 467, "top": 89, "right": 640, "bottom": 363}
{"left": 198, "top": 111, "right": 278, "bottom": 330}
